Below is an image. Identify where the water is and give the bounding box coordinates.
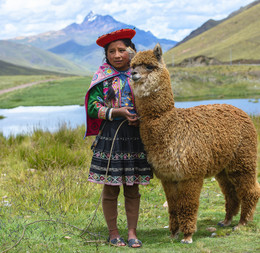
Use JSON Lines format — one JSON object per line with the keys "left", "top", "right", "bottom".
{"left": 0, "top": 98, "right": 259, "bottom": 138}
{"left": 0, "top": 105, "right": 84, "bottom": 137}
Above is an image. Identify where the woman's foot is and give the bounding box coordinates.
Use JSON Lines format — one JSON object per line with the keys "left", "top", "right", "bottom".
{"left": 128, "top": 228, "right": 142, "bottom": 248}
{"left": 128, "top": 238, "right": 142, "bottom": 248}
{"left": 108, "top": 237, "right": 126, "bottom": 247}
{"left": 108, "top": 229, "right": 126, "bottom": 247}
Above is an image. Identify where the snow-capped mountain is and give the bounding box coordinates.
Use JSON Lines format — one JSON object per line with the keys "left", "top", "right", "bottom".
{"left": 10, "top": 12, "right": 177, "bottom": 72}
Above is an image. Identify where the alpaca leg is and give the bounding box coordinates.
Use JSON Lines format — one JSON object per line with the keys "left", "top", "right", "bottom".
{"left": 229, "top": 125, "right": 260, "bottom": 228}
{"left": 230, "top": 173, "right": 260, "bottom": 229}
{"left": 161, "top": 180, "right": 179, "bottom": 238}
{"left": 227, "top": 158, "right": 260, "bottom": 229}
{"left": 215, "top": 170, "right": 240, "bottom": 226}
{"left": 176, "top": 177, "right": 204, "bottom": 244}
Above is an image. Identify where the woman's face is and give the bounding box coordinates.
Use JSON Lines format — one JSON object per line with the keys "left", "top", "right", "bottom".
{"left": 106, "top": 40, "right": 130, "bottom": 71}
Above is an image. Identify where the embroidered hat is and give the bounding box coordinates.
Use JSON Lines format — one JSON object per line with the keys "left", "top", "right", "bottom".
{"left": 96, "top": 28, "right": 136, "bottom": 47}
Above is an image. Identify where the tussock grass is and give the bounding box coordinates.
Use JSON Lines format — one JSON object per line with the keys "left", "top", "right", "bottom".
{"left": 168, "top": 65, "right": 260, "bottom": 101}
{"left": 0, "top": 118, "right": 259, "bottom": 252}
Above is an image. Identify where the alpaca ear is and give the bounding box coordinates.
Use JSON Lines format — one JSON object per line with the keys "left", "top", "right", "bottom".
{"left": 126, "top": 47, "right": 136, "bottom": 61}
{"left": 153, "top": 43, "right": 162, "bottom": 62}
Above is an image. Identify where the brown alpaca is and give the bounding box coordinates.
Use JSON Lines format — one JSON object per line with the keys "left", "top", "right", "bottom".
{"left": 129, "top": 44, "right": 260, "bottom": 244}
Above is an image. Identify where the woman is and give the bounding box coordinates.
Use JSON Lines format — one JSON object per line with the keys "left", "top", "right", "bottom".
{"left": 84, "top": 29, "right": 152, "bottom": 248}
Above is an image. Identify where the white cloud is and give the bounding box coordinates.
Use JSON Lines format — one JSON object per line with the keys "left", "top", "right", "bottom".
{"left": 0, "top": 0, "right": 255, "bottom": 41}
{"left": 3, "top": 23, "right": 17, "bottom": 37}
{"left": 76, "top": 14, "right": 84, "bottom": 24}
{"left": 171, "top": 29, "right": 193, "bottom": 42}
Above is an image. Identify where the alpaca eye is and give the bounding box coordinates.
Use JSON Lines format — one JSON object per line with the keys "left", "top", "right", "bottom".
{"left": 146, "top": 65, "right": 154, "bottom": 70}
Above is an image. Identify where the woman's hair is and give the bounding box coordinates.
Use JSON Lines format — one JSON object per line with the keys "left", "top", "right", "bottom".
{"left": 104, "top": 39, "right": 136, "bottom": 104}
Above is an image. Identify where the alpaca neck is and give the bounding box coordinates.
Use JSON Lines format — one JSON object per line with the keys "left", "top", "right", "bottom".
{"left": 136, "top": 89, "right": 176, "bottom": 118}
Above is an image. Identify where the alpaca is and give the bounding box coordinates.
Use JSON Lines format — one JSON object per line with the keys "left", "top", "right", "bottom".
{"left": 129, "top": 44, "right": 260, "bottom": 244}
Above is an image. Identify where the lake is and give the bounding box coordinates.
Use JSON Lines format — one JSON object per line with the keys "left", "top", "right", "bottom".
{"left": 0, "top": 98, "right": 259, "bottom": 138}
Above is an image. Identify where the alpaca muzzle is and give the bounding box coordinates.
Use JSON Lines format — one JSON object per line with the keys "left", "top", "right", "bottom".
{"left": 131, "top": 71, "right": 141, "bottom": 81}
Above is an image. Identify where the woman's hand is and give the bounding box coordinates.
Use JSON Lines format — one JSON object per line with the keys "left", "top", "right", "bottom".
{"left": 112, "top": 107, "right": 140, "bottom": 126}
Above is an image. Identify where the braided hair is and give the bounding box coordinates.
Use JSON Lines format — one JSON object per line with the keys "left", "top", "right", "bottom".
{"left": 104, "top": 39, "right": 136, "bottom": 103}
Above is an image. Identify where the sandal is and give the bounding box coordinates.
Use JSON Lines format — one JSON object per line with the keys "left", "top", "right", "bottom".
{"left": 107, "top": 237, "right": 126, "bottom": 247}
{"left": 128, "top": 238, "right": 142, "bottom": 248}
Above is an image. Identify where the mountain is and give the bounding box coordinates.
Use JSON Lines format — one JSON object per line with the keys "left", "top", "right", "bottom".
{"left": 164, "top": 1, "right": 260, "bottom": 66}
{"left": 0, "top": 40, "right": 90, "bottom": 75}
{"left": 0, "top": 59, "right": 72, "bottom": 76}
{"left": 176, "top": 0, "right": 260, "bottom": 46}
{"left": 10, "top": 12, "right": 177, "bottom": 72}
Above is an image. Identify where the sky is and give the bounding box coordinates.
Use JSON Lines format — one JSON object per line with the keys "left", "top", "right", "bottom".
{"left": 0, "top": 0, "right": 255, "bottom": 42}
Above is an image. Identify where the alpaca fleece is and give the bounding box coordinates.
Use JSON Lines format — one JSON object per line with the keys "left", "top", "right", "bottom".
{"left": 130, "top": 44, "right": 260, "bottom": 244}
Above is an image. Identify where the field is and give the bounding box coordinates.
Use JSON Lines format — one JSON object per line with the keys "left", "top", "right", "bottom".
{"left": 0, "top": 76, "right": 92, "bottom": 108}
{"left": 0, "top": 118, "right": 259, "bottom": 253}
{"left": 0, "top": 65, "right": 260, "bottom": 109}
{"left": 0, "top": 75, "right": 62, "bottom": 91}
{"left": 0, "top": 67, "right": 259, "bottom": 252}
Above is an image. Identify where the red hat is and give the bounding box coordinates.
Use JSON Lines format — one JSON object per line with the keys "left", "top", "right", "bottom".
{"left": 96, "top": 28, "right": 136, "bottom": 47}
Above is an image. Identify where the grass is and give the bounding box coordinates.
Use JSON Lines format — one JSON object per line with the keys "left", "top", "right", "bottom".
{"left": 0, "top": 76, "right": 92, "bottom": 108}
{"left": 0, "top": 117, "right": 259, "bottom": 252}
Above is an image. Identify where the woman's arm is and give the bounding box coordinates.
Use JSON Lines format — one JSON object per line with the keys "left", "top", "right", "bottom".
{"left": 88, "top": 83, "right": 111, "bottom": 120}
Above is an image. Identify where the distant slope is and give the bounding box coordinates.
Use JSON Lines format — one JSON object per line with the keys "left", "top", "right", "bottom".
{"left": 164, "top": 2, "right": 260, "bottom": 65}
{"left": 176, "top": 0, "right": 260, "bottom": 46}
{"left": 48, "top": 40, "right": 104, "bottom": 72}
{"left": 176, "top": 19, "right": 222, "bottom": 46}
{"left": 0, "top": 59, "right": 72, "bottom": 76}
{"left": 0, "top": 40, "right": 90, "bottom": 75}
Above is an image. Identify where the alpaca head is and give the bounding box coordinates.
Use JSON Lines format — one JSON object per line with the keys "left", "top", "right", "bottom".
{"left": 129, "top": 43, "right": 167, "bottom": 98}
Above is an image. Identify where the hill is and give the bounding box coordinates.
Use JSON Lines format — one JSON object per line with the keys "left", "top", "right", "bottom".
{"left": 9, "top": 12, "right": 177, "bottom": 72}
{"left": 0, "top": 59, "right": 73, "bottom": 76}
{"left": 0, "top": 40, "right": 90, "bottom": 76}
{"left": 164, "top": 2, "right": 260, "bottom": 66}
{"left": 176, "top": 0, "right": 260, "bottom": 46}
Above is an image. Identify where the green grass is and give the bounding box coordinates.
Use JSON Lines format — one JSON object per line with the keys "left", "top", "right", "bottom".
{"left": 0, "top": 75, "right": 64, "bottom": 90}
{"left": 0, "top": 117, "right": 259, "bottom": 252}
{"left": 0, "top": 76, "right": 92, "bottom": 108}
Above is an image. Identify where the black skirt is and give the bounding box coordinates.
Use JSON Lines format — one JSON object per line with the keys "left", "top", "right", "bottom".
{"left": 88, "top": 120, "right": 153, "bottom": 185}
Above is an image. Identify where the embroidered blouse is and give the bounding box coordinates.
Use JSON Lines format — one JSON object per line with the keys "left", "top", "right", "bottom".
{"left": 84, "top": 63, "right": 135, "bottom": 137}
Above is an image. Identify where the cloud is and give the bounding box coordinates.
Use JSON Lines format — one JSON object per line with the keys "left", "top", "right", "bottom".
{"left": 0, "top": 0, "right": 255, "bottom": 41}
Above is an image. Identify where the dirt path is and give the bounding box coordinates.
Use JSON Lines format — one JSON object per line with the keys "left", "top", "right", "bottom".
{"left": 0, "top": 79, "right": 57, "bottom": 95}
